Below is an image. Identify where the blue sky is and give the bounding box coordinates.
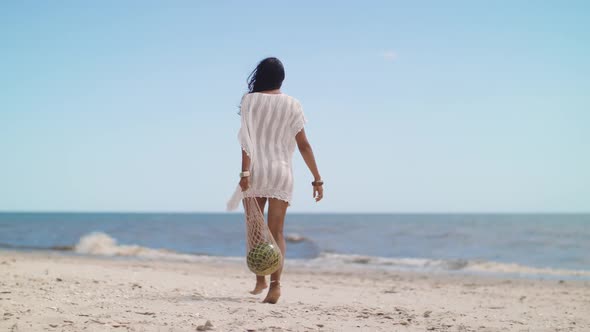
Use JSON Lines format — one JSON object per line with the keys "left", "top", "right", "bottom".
{"left": 1, "top": 1, "right": 589, "bottom": 212}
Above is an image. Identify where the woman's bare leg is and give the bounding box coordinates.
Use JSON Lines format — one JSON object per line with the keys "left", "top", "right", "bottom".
{"left": 247, "top": 197, "right": 268, "bottom": 294}
{"left": 262, "top": 198, "right": 288, "bottom": 304}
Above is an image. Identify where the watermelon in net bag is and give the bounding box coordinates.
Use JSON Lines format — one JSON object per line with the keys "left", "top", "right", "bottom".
{"left": 243, "top": 196, "right": 283, "bottom": 276}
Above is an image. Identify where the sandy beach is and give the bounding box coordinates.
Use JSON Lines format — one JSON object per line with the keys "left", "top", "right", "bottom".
{"left": 1, "top": 251, "right": 588, "bottom": 332}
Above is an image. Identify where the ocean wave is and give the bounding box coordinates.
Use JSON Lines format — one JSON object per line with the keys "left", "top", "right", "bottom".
{"left": 62, "top": 233, "right": 590, "bottom": 279}
{"left": 285, "top": 233, "right": 307, "bottom": 243}
{"left": 301, "top": 253, "right": 590, "bottom": 278}
{"left": 74, "top": 232, "right": 209, "bottom": 262}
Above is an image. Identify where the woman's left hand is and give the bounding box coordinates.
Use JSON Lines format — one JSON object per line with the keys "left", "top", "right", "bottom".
{"left": 313, "top": 184, "right": 323, "bottom": 202}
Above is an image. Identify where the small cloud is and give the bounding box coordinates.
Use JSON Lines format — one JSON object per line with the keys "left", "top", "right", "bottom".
{"left": 381, "top": 50, "right": 397, "bottom": 61}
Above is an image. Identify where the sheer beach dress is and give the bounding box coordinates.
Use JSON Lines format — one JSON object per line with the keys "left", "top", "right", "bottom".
{"left": 226, "top": 92, "right": 306, "bottom": 211}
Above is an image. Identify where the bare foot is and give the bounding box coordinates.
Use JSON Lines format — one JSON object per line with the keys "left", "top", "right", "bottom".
{"left": 249, "top": 281, "right": 268, "bottom": 295}
{"left": 262, "top": 281, "right": 281, "bottom": 304}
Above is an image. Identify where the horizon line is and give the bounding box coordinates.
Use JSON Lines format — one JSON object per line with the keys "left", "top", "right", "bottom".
{"left": 1, "top": 210, "right": 589, "bottom": 215}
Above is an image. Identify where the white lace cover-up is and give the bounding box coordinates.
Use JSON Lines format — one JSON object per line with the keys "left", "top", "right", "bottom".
{"left": 226, "top": 93, "right": 306, "bottom": 211}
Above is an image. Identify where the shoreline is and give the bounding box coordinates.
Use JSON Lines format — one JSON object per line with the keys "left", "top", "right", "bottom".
{"left": 1, "top": 250, "right": 589, "bottom": 331}
{"left": 4, "top": 245, "right": 589, "bottom": 281}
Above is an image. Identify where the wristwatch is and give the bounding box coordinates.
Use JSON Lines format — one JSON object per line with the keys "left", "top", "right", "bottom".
{"left": 240, "top": 171, "right": 251, "bottom": 178}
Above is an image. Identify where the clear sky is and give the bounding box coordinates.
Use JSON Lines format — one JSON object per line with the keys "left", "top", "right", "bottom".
{"left": 1, "top": 1, "right": 589, "bottom": 213}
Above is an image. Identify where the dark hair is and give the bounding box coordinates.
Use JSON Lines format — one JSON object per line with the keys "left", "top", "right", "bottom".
{"left": 247, "top": 57, "right": 285, "bottom": 93}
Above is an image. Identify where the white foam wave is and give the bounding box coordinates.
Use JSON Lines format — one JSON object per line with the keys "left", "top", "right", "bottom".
{"left": 285, "top": 233, "right": 307, "bottom": 243}
{"left": 72, "top": 233, "right": 590, "bottom": 279}
{"left": 465, "top": 260, "right": 590, "bottom": 277}
{"left": 74, "top": 232, "right": 207, "bottom": 262}
{"left": 301, "top": 253, "right": 590, "bottom": 278}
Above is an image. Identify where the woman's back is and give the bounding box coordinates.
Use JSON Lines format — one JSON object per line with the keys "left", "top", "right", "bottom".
{"left": 237, "top": 92, "right": 306, "bottom": 204}
{"left": 239, "top": 93, "right": 306, "bottom": 159}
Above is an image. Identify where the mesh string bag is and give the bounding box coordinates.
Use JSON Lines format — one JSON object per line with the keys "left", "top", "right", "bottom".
{"left": 243, "top": 196, "right": 283, "bottom": 276}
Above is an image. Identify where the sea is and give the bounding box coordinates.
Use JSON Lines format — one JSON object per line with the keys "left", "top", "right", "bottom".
{"left": 1, "top": 213, "right": 589, "bottom": 280}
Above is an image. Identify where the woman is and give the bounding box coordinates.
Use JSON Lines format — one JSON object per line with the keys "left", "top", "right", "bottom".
{"left": 226, "top": 57, "right": 323, "bottom": 304}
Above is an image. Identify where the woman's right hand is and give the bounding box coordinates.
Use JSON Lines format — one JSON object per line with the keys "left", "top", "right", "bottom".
{"left": 239, "top": 177, "right": 250, "bottom": 192}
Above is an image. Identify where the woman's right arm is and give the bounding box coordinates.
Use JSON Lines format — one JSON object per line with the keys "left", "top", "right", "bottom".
{"left": 239, "top": 149, "right": 251, "bottom": 192}
{"left": 295, "top": 129, "right": 323, "bottom": 202}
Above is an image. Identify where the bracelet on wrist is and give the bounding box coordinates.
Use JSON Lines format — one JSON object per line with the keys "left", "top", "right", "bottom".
{"left": 311, "top": 180, "right": 324, "bottom": 186}
{"left": 240, "top": 171, "right": 250, "bottom": 178}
